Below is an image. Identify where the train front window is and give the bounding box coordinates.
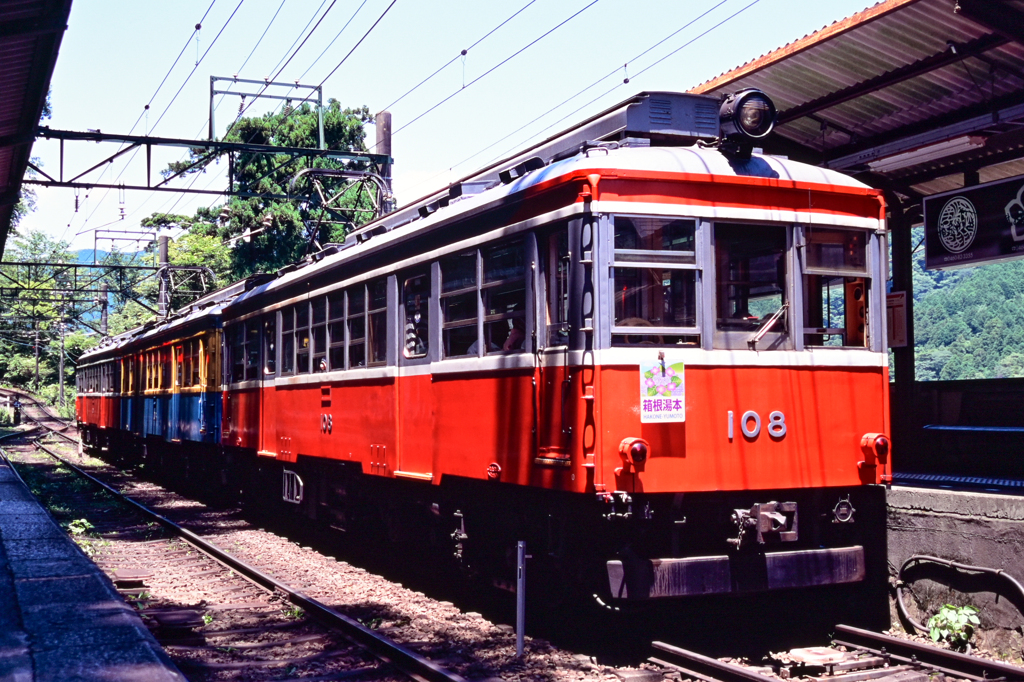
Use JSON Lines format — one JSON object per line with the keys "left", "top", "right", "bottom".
{"left": 715, "top": 223, "right": 787, "bottom": 335}
{"left": 802, "top": 227, "right": 870, "bottom": 348}
{"left": 611, "top": 216, "right": 700, "bottom": 346}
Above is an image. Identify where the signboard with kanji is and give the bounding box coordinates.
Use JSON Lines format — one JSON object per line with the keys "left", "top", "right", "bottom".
{"left": 639, "top": 352, "right": 685, "bottom": 423}
{"left": 924, "top": 173, "right": 1024, "bottom": 270}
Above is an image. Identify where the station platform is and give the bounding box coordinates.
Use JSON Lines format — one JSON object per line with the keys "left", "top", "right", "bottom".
{"left": 0, "top": 455, "right": 184, "bottom": 682}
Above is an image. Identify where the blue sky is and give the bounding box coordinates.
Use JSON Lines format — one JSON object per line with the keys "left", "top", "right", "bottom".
{"left": 21, "top": 0, "right": 873, "bottom": 250}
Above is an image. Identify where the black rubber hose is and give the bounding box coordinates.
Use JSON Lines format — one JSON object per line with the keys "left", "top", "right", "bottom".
{"left": 896, "top": 554, "right": 1024, "bottom": 634}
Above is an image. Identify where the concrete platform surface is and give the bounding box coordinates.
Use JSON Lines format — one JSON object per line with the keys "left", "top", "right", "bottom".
{"left": 0, "top": 452, "right": 185, "bottom": 682}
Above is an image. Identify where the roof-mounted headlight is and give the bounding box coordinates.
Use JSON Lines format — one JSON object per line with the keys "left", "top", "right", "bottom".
{"left": 719, "top": 89, "right": 777, "bottom": 141}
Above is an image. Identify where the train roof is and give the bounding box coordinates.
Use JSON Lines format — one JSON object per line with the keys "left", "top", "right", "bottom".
{"left": 229, "top": 142, "right": 879, "bottom": 305}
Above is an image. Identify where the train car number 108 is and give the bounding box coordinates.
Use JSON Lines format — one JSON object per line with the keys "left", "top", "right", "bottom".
{"left": 728, "top": 410, "right": 787, "bottom": 440}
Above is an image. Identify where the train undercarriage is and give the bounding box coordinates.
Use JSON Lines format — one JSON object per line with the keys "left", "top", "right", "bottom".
{"left": 87, "top": 428, "right": 889, "bottom": 633}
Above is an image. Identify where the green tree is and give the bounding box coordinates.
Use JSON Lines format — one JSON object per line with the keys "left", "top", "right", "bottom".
{"left": 168, "top": 100, "right": 377, "bottom": 281}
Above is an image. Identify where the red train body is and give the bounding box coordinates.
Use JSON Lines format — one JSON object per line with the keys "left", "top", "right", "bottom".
{"left": 79, "top": 92, "right": 890, "bottom": 615}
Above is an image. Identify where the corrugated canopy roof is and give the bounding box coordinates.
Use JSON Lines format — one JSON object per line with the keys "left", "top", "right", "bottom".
{"left": 691, "top": 0, "right": 1024, "bottom": 200}
{"left": 0, "top": 0, "right": 72, "bottom": 260}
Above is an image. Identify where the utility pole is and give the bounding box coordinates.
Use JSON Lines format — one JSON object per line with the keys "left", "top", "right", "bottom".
{"left": 99, "top": 283, "right": 109, "bottom": 336}
{"left": 375, "top": 111, "right": 393, "bottom": 212}
{"left": 58, "top": 317, "right": 65, "bottom": 408}
{"left": 157, "top": 235, "right": 170, "bottom": 318}
{"left": 33, "top": 321, "right": 39, "bottom": 392}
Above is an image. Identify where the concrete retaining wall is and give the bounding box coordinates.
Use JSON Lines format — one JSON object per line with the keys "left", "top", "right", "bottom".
{"left": 887, "top": 487, "right": 1024, "bottom": 658}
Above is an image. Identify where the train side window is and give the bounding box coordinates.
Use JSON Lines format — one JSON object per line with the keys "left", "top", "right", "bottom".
{"left": 312, "top": 296, "right": 328, "bottom": 372}
{"left": 328, "top": 291, "right": 345, "bottom": 370}
{"left": 714, "top": 223, "right": 788, "bottom": 340}
{"left": 802, "top": 227, "right": 869, "bottom": 347}
{"left": 441, "top": 250, "right": 478, "bottom": 357}
{"left": 245, "top": 320, "right": 260, "bottom": 380}
{"left": 482, "top": 239, "right": 526, "bottom": 353}
{"left": 611, "top": 217, "right": 700, "bottom": 346}
{"left": 229, "top": 325, "right": 245, "bottom": 383}
{"left": 161, "top": 347, "right": 171, "bottom": 389}
{"left": 545, "top": 229, "right": 570, "bottom": 347}
{"left": 369, "top": 279, "right": 388, "bottom": 365}
{"left": 403, "top": 273, "right": 430, "bottom": 359}
{"left": 175, "top": 345, "right": 184, "bottom": 387}
{"left": 348, "top": 286, "right": 366, "bottom": 368}
{"left": 263, "top": 315, "right": 276, "bottom": 375}
{"left": 296, "top": 302, "right": 311, "bottom": 374}
{"left": 281, "top": 307, "right": 295, "bottom": 374}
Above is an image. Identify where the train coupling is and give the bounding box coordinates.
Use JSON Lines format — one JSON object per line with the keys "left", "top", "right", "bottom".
{"left": 727, "top": 501, "right": 798, "bottom": 549}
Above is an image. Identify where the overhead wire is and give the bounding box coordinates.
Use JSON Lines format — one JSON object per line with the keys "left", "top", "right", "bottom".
{"left": 376, "top": 0, "right": 537, "bottom": 116}
{"left": 148, "top": 0, "right": 248, "bottom": 134}
{"left": 402, "top": 0, "right": 762, "bottom": 199}
{"left": 70, "top": 0, "right": 246, "bottom": 244}
{"left": 52, "top": 0, "right": 220, "bottom": 250}
{"left": 258, "top": 0, "right": 398, "bottom": 144}
{"left": 297, "top": 0, "right": 370, "bottom": 81}
{"left": 427, "top": 0, "right": 732, "bottom": 178}
{"left": 389, "top": 0, "right": 601, "bottom": 139}
{"left": 236, "top": 0, "right": 289, "bottom": 77}
{"left": 223, "top": 0, "right": 341, "bottom": 141}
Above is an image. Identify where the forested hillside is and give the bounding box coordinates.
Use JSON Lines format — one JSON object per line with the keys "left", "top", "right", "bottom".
{"left": 911, "top": 227, "right": 1024, "bottom": 381}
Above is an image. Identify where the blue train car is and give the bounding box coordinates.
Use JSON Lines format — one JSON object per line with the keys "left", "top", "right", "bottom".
{"left": 169, "top": 332, "right": 222, "bottom": 445}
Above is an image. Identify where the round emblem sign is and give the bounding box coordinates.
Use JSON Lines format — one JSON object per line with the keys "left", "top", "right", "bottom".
{"left": 937, "top": 196, "right": 978, "bottom": 254}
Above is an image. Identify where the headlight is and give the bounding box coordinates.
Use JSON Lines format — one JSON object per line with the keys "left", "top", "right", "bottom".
{"left": 720, "top": 89, "right": 777, "bottom": 141}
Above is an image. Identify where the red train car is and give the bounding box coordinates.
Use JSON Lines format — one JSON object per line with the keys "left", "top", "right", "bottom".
{"left": 82, "top": 91, "right": 891, "bottom": 618}
{"left": 75, "top": 359, "right": 120, "bottom": 448}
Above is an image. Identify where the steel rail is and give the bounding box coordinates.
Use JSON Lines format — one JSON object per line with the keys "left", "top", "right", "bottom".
{"left": 833, "top": 623, "right": 1023, "bottom": 682}
{"left": 650, "top": 641, "right": 774, "bottom": 682}
{"left": 16, "top": 417, "right": 466, "bottom": 682}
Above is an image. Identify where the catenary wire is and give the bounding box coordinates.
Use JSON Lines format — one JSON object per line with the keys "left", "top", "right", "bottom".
{"left": 416, "top": 0, "right": 732, "bottom": 178}
{"left": 376, "top": 0, "right": 538, "bottom": 116}
{"left": 298, "top": 0, "right": 370, "bottom": 81}
{"left": 389, "top": 0, "right": 601, "bottom": 139}
{"left": 51, "top": 1, "right": 220, "bottom": 249}
{"left": 70, "top": 0, "right": 246, "bottom": 242}
{"left": 259, "top": 0, "right": 398, "bottom": 142}
{"left": 398, "top": 0, "right": 743, "bottom": 198}
{"left": 223, "top": 0, "right": 341, "bottom": 141}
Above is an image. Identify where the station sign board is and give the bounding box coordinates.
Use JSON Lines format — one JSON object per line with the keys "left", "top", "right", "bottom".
{"left": 923, "top": 173, "right": 1024, "bottom": 270}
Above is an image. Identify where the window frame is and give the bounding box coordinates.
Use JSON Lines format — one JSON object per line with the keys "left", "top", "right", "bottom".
{"left": 608, "top": 214, "right": 703, "bottom": 342}
{"left": 439, "top": 237, "right": 531, "bottom": 359}
{"left": 711, "top": 220, "right": 794, "bottom": 351}
{"left": 796, "top": 224, "right": 876, "bottom": 350}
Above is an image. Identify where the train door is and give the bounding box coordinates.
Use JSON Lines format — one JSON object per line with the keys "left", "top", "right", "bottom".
{"left": 537, "top": 226, "right": 574, "bottom": 463}
{"left": 259, "top": 314, "right": 277, "bottom": 455}
{"left": 397, "top": 271, "right": 433, "bottom": 479}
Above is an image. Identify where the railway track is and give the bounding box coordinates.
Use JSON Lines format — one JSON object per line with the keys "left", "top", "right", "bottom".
{"left": 0, "top": 388, "right": 467, "bottom": 682}
{"left": 650, "top": 624, "right": 1024, "bottom": 681}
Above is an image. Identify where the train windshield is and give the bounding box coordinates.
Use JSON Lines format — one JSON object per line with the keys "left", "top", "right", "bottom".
{"left": 605, "top": 215, "right": 877, "bottom": 351}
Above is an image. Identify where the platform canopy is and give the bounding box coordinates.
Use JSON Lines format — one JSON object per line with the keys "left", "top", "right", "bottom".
{"left": 691, "top": 0, "right": 1024, "bottom": 200}
{"left": 0, "top": 0, "right": 72, "bottom": 261}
